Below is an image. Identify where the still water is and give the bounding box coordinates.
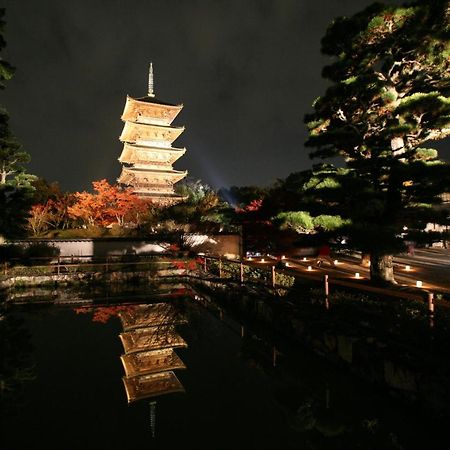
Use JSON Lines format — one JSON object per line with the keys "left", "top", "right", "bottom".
{"left": 1, "top": 287, "right": 445, "bottom": 450}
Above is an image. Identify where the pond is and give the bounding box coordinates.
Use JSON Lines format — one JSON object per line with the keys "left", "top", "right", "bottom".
{"left": 0, "top": 285, "right": 445, "bottom": 450}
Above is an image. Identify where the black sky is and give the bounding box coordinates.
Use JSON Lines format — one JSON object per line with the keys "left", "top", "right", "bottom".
{"left": 1, "top": 0, "right": 448, "bottom": 192}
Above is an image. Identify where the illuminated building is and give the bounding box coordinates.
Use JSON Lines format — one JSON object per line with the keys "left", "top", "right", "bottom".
{"left": 118, "top": 63, "right": 187, "bottom": 205}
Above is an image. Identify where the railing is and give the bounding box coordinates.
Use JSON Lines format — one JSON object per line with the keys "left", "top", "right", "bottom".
{"left": 199, "top": 254, "right": 441, "bottom": 326}
{"left": 198, "top": 255, "right": 295, "bottom": 291}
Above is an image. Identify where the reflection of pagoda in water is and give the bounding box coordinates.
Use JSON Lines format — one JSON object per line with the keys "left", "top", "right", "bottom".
{"left": 117, "top": 63, "right": 187, "bottom": 205}
{"left": 118, "top": 303, "right": 187, "bottom": 403}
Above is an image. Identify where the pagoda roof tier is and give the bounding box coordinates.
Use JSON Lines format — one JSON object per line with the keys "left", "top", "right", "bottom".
{"left": 118, "top": 167, "right": 187, "bottom": 186}
{"left": 119, "top": 143, "right": 186, "bottom": 166}
{"left": 121, "top": 96, "right": 183, "bottom": 126}
{"left": 119, "top": 121, "right": 184, "bottom": 145}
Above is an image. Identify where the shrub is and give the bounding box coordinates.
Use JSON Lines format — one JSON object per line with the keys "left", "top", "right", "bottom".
{"left": 0, "top": 244, "right": 24, "bottom": 262}
{"left": 24, "top": 243, "right": 60, "bottom": 264}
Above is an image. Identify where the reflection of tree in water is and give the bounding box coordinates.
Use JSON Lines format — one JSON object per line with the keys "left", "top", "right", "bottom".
{"left": 239, "top": 334, "right": 405, "bottom": 450}
{"left": 74, "top": 305, "right": 137, "bottom": 323}
{"left": 73, "top": 292, "right": 190, "bottom": 325}
{"left": 0, "top": 306, "right": 36, "bottom": 415}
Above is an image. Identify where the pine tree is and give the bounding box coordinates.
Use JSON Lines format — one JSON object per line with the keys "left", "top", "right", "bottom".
{"left": 305, "top": 0, "right": 450, "bottom": 283}
{"left": 0, "top": 8, "right": 35, "bottom": 238}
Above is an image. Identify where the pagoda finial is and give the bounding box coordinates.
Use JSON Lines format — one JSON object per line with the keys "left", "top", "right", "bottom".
{"left": 148, "top": 62, "right": 155, "bottom": 97}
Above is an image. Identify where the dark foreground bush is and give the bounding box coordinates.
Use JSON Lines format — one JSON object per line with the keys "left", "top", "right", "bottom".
{"left": 23, "top": 243, "right": 60, "bottom": 264}
{"left": 0, "top": 244, "right": 24, "bottom": 262}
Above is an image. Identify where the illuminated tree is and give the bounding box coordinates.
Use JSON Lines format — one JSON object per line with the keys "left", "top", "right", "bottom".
{"left": 305, "top": 0, "right": 450, "bottom": 283}
{"left": 68, "top": 179, "right": 150, "bottom": 228}
{"left": 27, "top": 203, "right": 52, "bottom": 236}
{"left": 169, "top": 179, "right": 229, "bottom": 231}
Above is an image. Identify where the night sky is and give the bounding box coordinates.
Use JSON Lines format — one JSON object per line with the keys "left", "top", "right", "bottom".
{"left": 1, "top": 0, "right": 448, "bottom": 192}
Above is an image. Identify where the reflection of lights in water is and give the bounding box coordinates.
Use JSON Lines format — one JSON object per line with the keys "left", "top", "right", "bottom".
{"left": 150, "top": 401, "right": 156, "bottom": 438}
{"left": 416, "top": 280, "right": 423, "bottom": 288}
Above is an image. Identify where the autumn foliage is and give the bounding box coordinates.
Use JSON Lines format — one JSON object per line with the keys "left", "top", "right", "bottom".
{"left": 68, "top": 179, "right": 149, "bottom": 227}
{"left": 27, "top": 195, "right": 75, "bottom": 235}
{"left": 74, "top": 305, "right": 137, "bottom": 323}
{"left": 27, "top": 179, "right": 151, "bottom": 235}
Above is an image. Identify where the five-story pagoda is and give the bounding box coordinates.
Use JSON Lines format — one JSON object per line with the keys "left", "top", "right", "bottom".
{"left": 117, "top": 64, "right": 187, "bottom": 205}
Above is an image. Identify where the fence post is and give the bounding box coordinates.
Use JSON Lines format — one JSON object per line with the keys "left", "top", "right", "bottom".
{"left": 271, "top": 265, "right": 276, "bottom": 289}
{"left": 240, "top": 262, "right": 244, "bottom": 284}
{"left": 219, "top": 258, "right": 223, "bottom": 278}
{"left": 324, "top": 275, "right": 330, "bottom": 309}
{"left": 428, "top": 292, "right": 434, "bottom": 314}
{"left": 428, "top": 292, "right": 435, "bottom": 329}
{"left": 203, "top": 257, "right": 207, "bottom": 272}
{"left": 57, "top": 256, "right": 60, "bottom": 276}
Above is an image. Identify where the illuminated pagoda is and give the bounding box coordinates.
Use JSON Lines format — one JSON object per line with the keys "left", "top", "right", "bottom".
{"left": 117, "top": 63, "right": 187, "bottom": 205}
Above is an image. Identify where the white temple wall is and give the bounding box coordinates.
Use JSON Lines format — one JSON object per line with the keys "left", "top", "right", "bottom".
{"left": 8, "top": 235, "right": 241, "bottom": 258}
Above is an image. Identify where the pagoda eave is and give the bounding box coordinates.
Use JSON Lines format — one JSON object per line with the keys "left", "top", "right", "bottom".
{"left": 119, "top": 121, "right": 185, "bottom": 145}
{"left": 121, "top": 96, "right": 183, "bottom": 126}
{"left": 118, "top": 168, "right": 187, "bottom": 186}
{"left": 118, "top": 143, "right": 186, "bottom": 166}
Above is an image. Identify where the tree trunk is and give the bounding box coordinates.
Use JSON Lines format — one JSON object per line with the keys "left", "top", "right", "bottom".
{"left": 370, "top": 253, "right": 396, "bottom": 284}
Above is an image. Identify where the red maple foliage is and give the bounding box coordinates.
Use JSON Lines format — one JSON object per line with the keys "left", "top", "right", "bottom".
{"left": 235, "top": 198, "right": 263, "bottom": 213}
{"left": 68, "top": 179, "right": 150, "bottom": 227}
{"left": 74, "top": 305, "right": 137, "bottom": 323}
{"left": 171, "top": 259, "right": 200, "bottom": 270}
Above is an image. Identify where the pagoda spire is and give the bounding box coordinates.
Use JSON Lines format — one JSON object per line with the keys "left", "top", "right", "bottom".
{"left": 148, "top": 62, "right": 155, "bottom": 97}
